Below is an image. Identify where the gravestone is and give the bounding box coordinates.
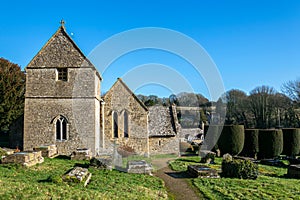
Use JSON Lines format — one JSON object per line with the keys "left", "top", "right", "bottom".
{"left": 188, "top": 165, "right": 219, "bottom": 178}
{"left": 71, "top": 148, "right": 92, "bottom": 160}
{"left": 33, "top": 145, "right": 58, "bottom": 158}
{"left": 63, "top": 167, "right": 92, "bottom": 187}
{"left": 127, "top": 160, "right": 152, "bottom": 175}
{"left": 1, "top": 151, "right": 44, "bottom": 166}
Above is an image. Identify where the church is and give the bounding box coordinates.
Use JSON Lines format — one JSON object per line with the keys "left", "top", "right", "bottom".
{"left": 23, "top": 23, "right": 181, "bottom": 156}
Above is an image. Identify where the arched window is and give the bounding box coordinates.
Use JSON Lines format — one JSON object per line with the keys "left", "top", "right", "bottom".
{"left": 113, "top": 112, "right": 118, "bottom": 138}
{"left": 124, "top": 111, "right": 129, "bottom": 138}
{"left": 56, "top": 116, "right": 67, "bottom": 140}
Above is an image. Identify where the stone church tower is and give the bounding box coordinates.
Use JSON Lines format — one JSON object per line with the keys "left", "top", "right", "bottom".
{"left": 23, "top": 23, "right": 102, "bottom": 155}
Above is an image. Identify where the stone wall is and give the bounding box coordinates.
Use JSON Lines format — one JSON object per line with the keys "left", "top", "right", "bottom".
{"left": 23, "top": 98, "right": 100, "bottom": 155}
{"left": 148, "top": 106, "right": 180, "bottom": 155}
{"left": 23, "top": 25, "right": 101, "bottom": 156}
{"left": 103, "top": 79, "right": 149, "bottom": 155}
{"left": 149, "top": 137, "right": 179, "bottom": 155}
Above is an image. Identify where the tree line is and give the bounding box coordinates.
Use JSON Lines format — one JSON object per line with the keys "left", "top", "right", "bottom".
{"left": 0, "top": 57, "right": 299, "bottom": 132}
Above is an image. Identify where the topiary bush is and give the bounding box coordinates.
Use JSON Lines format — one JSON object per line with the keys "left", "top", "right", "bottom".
{"left": 258, "top": 129, "right": 283, "bottom": 159}
{"left": 203, "top": 125, "right": 220, "bottom": 152}
{"left": 221, "top": 156, "right": 258, "bottom": 179}
{"left": 241, "top": 129, "right": 259, "bottom": 158}
{"left": 218, "top": 125, "right": 245, "bottom": 156}
{"left": 282, "top": 128, "right": 300, "bottom": 157}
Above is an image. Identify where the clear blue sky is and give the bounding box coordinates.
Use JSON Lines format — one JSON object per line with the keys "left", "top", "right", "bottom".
{"left": 1, "top": 0, "right": 300, "bottom": 100}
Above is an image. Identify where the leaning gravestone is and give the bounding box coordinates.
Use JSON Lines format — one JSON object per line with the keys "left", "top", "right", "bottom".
{"left": 127, "top": 160, "right": 152, "bottom": 175}
{"left": 63, "top": 167, "right": 92, "bottom": 187}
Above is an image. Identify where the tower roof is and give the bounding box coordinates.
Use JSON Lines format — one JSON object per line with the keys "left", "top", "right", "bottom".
{"left": 26, "top": 23, "right": 101, "bottom": 79}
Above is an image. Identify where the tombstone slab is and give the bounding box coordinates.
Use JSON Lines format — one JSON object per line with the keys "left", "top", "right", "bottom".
{"left": 188, "top": 165, "right": 219, "bottom": 178}
{"left": 63, "top": 167, "right": 91, "bottom": 186}
{"left": 127, "top": 160, "right": 152, "bottom": 175}
{"left": 1, "top": 151, "right": 44, "bottom": 166}
{"left": 33, "top": 145, "right": 58, "bottom": 158}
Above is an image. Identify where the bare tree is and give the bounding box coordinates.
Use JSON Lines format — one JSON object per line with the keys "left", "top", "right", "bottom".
{"left": 248, "top": 86, "right": 276, "bottom": 128}
{"left": 282, "top": 79, "right": 300, "bottom": 103}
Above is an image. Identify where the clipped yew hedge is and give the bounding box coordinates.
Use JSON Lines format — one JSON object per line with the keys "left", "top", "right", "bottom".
{"left": 241, "top": 129, "right": 259, "bottom": 158}
{"left": 282, "top": 128, "right": 300, "bottom": 157}
{"left": 204, "top": 125, "right": 220, "bottom": 152}
{"left": 218, "top": 125, "right": 245, "bottom": 156}
{"left": 258, "top": 129, "right": 283, "bottom": 159}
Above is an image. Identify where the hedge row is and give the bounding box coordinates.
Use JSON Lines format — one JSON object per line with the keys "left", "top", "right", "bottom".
{"left": 258, "top": 129, "right": 283, "bottom": 159}
{"left": 240, "top": 129, "right": 259, "bottom": 158}
{"left": 204, "top": 125, "right": 244, "bottom": 156}
{"left": 218, "top": 125, "right": 244, "bottom": 156}
{"left": 204, "top": 125, "right": 300, "bottom": 159}
{"left": 282, "top": 128, "right": 300, "bottom": 157}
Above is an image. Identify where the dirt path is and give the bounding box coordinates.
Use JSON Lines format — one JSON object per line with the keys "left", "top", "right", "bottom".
{"left": 152, "top": 158, "right": 201, "bottom": 200}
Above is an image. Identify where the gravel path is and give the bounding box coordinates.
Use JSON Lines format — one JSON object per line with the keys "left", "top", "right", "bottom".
{"left": 152, "top": 158, "right": 201, "bottom": 200}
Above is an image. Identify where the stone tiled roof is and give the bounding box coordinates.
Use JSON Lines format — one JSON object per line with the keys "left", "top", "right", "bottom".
{"left": 104, "top": 78, "right": 149, "bottom": 112}
{"left": 26, "top": 25, "right": 101, "bottom": 79}
{"left": 148, "top": 106, "right": 177, "bottom": 137}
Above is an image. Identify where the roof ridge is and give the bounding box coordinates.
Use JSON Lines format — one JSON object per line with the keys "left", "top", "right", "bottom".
{"left": 105, "top": 78, "right": 149, "bottom": 112}
{"left": 25, "top": 24, "right": 102, "bottom": 80}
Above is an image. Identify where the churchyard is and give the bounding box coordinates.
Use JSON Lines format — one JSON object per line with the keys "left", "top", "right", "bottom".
{"left": 0, "top": 150, "right": 300, "bottom": 199}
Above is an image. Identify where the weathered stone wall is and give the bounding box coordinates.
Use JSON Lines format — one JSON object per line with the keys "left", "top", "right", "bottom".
{"left": 103, "top": 79, "right": 149, "bottom": 155}
{"left": 148, "top": 106, "right": 176, "bottom": 137}
{"left": 148, "top": 106, "right": 181, "bottom": 155}
{"left": 23, "top": 26, "right": 101, "bottom": 156}
{"left": 149, "top": 137, "right": 179, "bottom": 155}
{"left": 23, "top": 98, "right": 100, "bottom": 155}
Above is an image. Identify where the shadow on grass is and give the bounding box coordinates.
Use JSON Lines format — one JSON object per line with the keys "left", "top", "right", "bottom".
{"left": 165, "top": 171, "right": 194, "bottom": 179}
{"left": 74, "top": 163, "right": 90, "bottom": 168}
{"left": 54, "top": 155, "right": 71, "bottom": 160}
{"left": 175, "top": 158, "right": 200, "bottom": 163}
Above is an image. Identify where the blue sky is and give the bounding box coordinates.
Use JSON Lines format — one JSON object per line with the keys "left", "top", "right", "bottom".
{"left": 1, "top": 0, "right": 300, "bottom": 100}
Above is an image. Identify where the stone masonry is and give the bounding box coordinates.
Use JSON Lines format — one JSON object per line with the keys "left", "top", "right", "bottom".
{"left": 148, "top": 106, "right": 180, "bottom": 155}
{"left": 103, "top": 78, "right": 149, "bottom": 155}
{"left": 23, "top": 25, "right": 101, "bottom": 156}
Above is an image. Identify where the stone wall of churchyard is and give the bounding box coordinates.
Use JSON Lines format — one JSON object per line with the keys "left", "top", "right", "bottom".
{"left": 103, "top": 80, "right": 149, "bottom": 155}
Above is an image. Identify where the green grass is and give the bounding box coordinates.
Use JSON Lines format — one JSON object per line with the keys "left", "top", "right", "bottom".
{"left": 0, "top": 157, "right": 168, "bottom": 199}
{"left": 169, "top": 156, "right": 300, "bottom": 200}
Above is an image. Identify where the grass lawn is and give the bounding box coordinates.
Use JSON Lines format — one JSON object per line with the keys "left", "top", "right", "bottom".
{"left": 0, "top": 157, "right": 168, "bottom": 199}
{"left": 169, "top": 156, "right": 300, "bottom": 200}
